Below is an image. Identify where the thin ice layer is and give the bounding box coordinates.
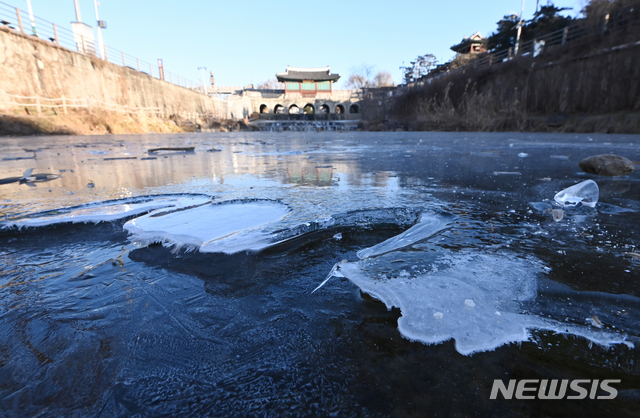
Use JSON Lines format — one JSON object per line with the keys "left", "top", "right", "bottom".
{"left": 1, "top": 195, "right": 212, "bottom": 228}
{"left": 339, "top": 252, "right": 631, "bottom": 355}
{"left": 356, "top": 212, "right": 453, "bottom": 259}
{"left": 124, "top": 200, "right": 290, "bottom": 254}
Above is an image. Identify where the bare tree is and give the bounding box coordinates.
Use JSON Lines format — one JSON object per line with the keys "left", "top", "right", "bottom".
{"left": 374, "top": 71, "right": 395, "bottom": 87}
{"left": 256, "top": 78, "right": 284, "bottom": 89}
{"left": 346, "top": 65, "right": 395, "bottom": 88}
{"left": 345, "top": 65, "right": 375, "bottom": 89}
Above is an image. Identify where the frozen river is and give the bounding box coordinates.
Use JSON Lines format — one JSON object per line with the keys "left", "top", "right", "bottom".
{"left": 1, "top": 131, "right": 639, "bottom": 416}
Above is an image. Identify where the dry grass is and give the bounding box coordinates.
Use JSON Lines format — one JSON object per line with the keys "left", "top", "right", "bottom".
{"left": 0, "top": 109, "right": 188, "bottom": 136}
{"left": 0, "top": 108, "right": 253, "bottom": 136}
{"left": 383, "top": 11, "right": 640, "bottom": 133}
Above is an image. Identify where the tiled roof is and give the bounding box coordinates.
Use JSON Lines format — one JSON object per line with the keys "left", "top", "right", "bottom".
{"left": 276, "top": 66, "right": 340, "bottom": 82}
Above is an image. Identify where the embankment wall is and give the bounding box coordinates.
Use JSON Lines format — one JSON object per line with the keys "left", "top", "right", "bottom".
{"left": 0, "top": 26, "right": 229, "bottom": 117}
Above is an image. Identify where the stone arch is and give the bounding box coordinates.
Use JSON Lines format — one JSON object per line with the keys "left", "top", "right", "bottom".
{"left": 274, "top": 104, "right": 284, "bottom": 114}
{"left": 288, "top": 104, "right": 300, "bottom": 114}
{"left": 335, "top": 104, "right": 345, "bottom": 114}
{"left": 349, "top": 104, "right": 360, "bottom": 114}
{"left": 319, "top": 104, "right": 330, "bottom": 114}
{"left": 260, "top": 104, "right": 269, "bottom": 113}
{"left": 303, "top": 103, "right": 315, "bottom": 114}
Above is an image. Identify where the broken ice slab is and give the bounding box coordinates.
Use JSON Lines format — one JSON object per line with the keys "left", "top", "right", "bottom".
{"left": 124, "top": 199, "right": 291, "bottom": 254}
{"left": 336, "top": 251, "right": 632, "bottom": 355}
{"left": 551, "top": 209, "right": 564, "bottom": 222}
{"left": 0, "top": 168, "right": 61, "bottom": 186}
{"left": 356, "top": 212, "right": 453, "bottom": 259}
{"left": 148, "top": 147, "right": 195, "bottom": 154}
{"left": 554, "top": 180, "right": 599, "bottom": 208}
{"left": 1, "top": 195, "right": 212, "bottom": 229}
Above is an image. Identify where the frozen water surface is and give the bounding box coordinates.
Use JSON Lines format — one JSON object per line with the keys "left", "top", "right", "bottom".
{"left": 0, "top": 132, "right": 639, "bottom": 416}
{"left": 0, "top": 194, "right": 212, "bottom": 228}
{"left": 338, "top": 250, "right": 632, "bottom": 355}
{"left": 124, "top": 200, "right": 291, "bottom": 253}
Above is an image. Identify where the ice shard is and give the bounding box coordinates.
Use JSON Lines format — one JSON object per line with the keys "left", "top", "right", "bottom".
{"left": 124, "top": 199, "right": 291, "bottom": 254}
{"left": 356, "top": 212, "right": 453, "bottom": 259}
{"left": 554, "top": 180, "right": 599, "bottom": 208}
{"left": 1, "top": 195, "right": 212, "bottom": 228}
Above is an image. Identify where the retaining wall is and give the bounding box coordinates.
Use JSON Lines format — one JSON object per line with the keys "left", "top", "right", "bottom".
{"left": 0, "top": 26, "right": 224, "bottom": 117}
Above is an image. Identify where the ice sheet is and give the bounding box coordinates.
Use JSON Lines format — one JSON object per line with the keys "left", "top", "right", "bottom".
{"left": 124, "top": 199, "right": 291, "bottom": 254}
{"left": 338, "top": 252, "right": 632, "bottom": 355}
{"left": 356, "top": 212, "right": 453, "bottom": 259}
{"left": 1, "top": 195, "right": 212, "bottom": 228}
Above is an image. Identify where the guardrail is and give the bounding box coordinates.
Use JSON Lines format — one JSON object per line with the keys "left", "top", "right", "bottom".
{"left": 419, "top": 13, "right": 640, "bottom": 83}
{"left": 0, "top": 1, "right": 206, "bottom": 93}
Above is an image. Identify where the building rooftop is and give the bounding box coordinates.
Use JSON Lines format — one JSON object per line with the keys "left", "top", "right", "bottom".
{"left": 450, "top": 32, "right": 487, "bottom": 53}
{"left": 276, "top": 66, "right": 340, "bottom": 82}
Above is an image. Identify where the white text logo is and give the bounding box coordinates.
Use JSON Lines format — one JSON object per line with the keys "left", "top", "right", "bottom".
{"left": 490, "top": 379, "right": 620, "bottom": 400}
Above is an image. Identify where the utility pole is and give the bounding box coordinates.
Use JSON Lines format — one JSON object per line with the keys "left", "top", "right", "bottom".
{"left": 73, "top": 0, "right": 82, "bottom": 22}
{"left": 198, "top": 67, "right": 207, "bottom": 94}
{"left": 514, "top": 0, "right": 526, "bottom": 55}
{"left": 26, "top": 0, "right": 37, "bottom": 36}
{"left": 93, "top": 0, "right": 106, "bottom": 59}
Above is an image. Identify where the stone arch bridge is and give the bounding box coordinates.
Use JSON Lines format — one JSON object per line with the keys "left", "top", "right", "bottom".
{"left": 212, "top": 87, "right": 363, "bottom": 120}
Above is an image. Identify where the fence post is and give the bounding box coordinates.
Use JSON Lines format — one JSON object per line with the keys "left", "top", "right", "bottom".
{"left": 80, "top": 35, "right": 86, "bottom": 53}
{"left": 122, "top": 52, "right": 125, "bottom": 66}
{"left": 137, "top": 58, "right": 140, "bottom": 71}
{"left": 169, "top": 72, "right": 172, "bottom": 84}
{"left": 562, "top": 27, "right": 569, "bottom": 46}
{"left": 16, "top": 8, "right": 24, "bottom": 33}
{"left": 62, "top": 95, "right": 67, "bottom": 115}
{"left": 103, "top": 47, "right": 108, "bottom": 61}
{"left": 36, "top": 96, "right": 41, "bottom": 116}
{"left": 602, "top": 13, "right": 609, "bottom": 35}
{"left": 53, "top": 23, "right": 59, "bottom": 44}
{"left": 149, "top": 63, "right": 152, "bottom": 76}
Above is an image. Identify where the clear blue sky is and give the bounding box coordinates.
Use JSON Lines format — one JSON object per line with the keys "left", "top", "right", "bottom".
{"left": 19, "top": 0, "right": 583, "bottom": 88}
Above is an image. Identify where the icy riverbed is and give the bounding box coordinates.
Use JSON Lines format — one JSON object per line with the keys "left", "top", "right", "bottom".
{"left": 1, "top": 132, "right": 639, "bottom": 416}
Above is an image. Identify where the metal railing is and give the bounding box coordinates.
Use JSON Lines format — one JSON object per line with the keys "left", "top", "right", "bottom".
{"left": 419, "top": 14, "right": 640, "bottom": 83}
{"left": 0, "top": 1, "right": 206, "bottom": 93}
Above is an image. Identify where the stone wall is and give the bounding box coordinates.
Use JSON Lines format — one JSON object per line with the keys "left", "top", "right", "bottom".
{"left": 218, "top": 89, "right": 364, "bottom": 119}
{"left": 0, "top": 26, "right": 363, "bottom": 121}
{"left": 0, "top": 26, "right": 222, "bottom": 117}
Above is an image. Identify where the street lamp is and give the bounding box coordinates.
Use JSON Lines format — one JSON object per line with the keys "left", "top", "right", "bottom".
{"left": 93, "top": 0, "right": 107, "bottom": 60}
{"left": 25, "top": 0, "right": 37, "bottom": 36}
{"left": 198, "top": 67, "right": 207, "bottom": 94}
{"left": 73, "top": 0, "right": 82, "bottom": 22}
{"left": 514, "top": 0, "right": 526, "bottom": 55}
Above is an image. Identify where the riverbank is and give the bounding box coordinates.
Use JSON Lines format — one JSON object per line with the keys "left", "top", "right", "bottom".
{"left": 369, "top": 15, "right": 640, "bottom": 134}
{"left": 0, "top": 111, "right": 250, "bottom": 136}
